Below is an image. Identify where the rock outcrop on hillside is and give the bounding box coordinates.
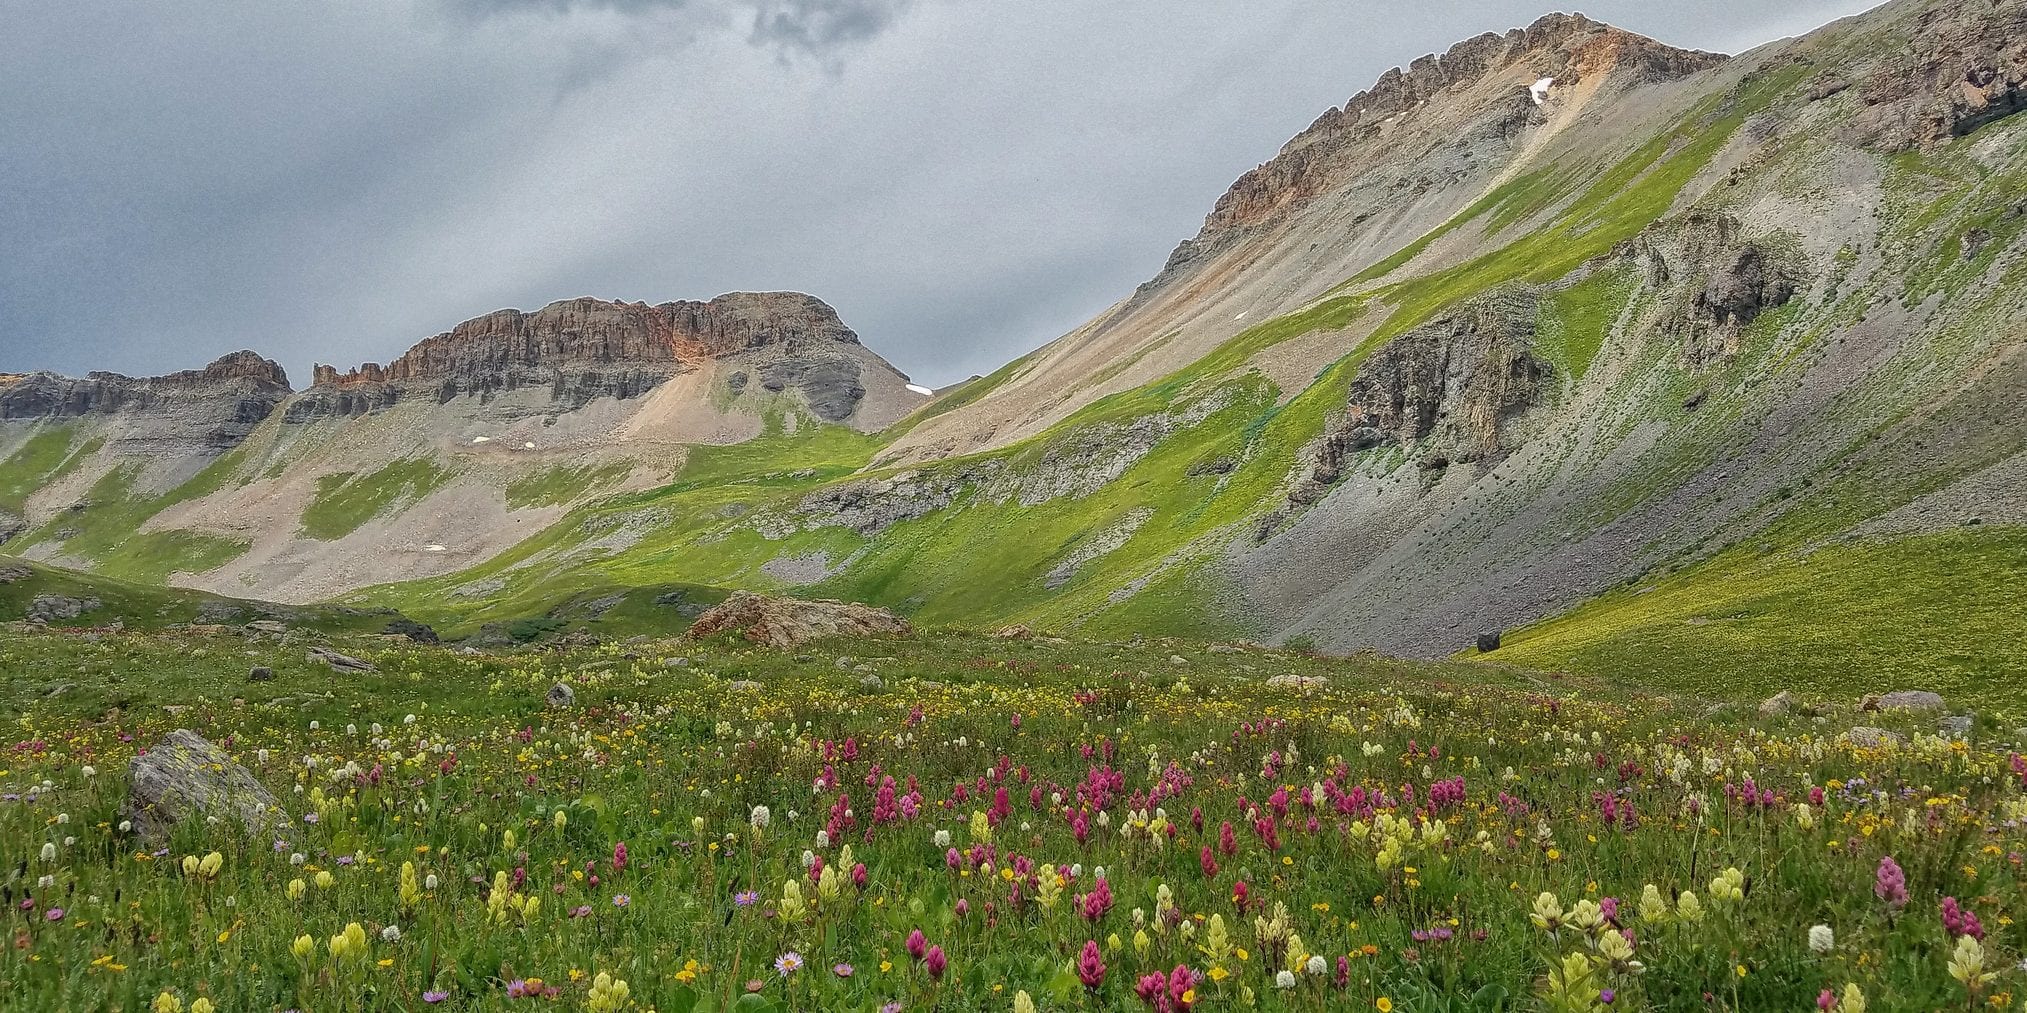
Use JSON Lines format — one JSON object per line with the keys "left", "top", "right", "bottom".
{"left": 1616, "top": 213, "right": 1801, "bottom": 370}
{"left": 0, "top": 351, "right": 292, "bottom": 449}
{"left": 1260, "top": 293, "right": 1550, "bottom": 537}
{"left": 1843, "top": 2, "right": 2027, "bottom": 150}
{"left": 292, "top": 292, "right": 866, "bottom": 420}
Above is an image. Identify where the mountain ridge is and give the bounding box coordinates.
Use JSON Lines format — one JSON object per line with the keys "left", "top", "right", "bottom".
{"left": 2, "top": 0, "right": 2023, "bottom": 689}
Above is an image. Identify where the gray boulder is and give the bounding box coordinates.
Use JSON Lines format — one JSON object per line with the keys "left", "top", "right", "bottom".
{"left": 125, "top": 729, "right": 287, "bottom": 840}
{"left": 1846, "top": 726, "right": 1905, "bottom": 749}
{"left": 306, "top": 646, "right": 375, "bottom": 673}
{"left": 1869, "top": 690, "right": 1945, "bottom": 712}
{"left": 545, "top": 682, "right": 575, "bottom": 709}
{"left": 28, "top": 594, "right": 100, "bottom": 623}
{"left": 248, "top": 666, "right": 275, "bottom": 682}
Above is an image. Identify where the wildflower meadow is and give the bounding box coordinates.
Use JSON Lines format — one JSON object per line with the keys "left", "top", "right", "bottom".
{"left": 1, "top": 625, "right": 2021, "bottom": 1011}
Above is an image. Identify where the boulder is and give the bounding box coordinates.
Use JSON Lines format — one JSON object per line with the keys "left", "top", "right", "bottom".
{"left": 1758, "top": 691, "right": 1795, "bottom": 717}
{"left": 246, "top": 619, "right": 289, "bottom": 634}
{"left": 27, "top": 594, "right": 100, "bottom": 623}
{"left": 1477, "top": 630, "right": 1503, "bottom": 653}
{"left": 247, "top": 666, "right": 274, "bottom": 682}
{"left": 1846, "top": 726, "right": 1905, "bottom": 749}
{"left": 545, "top": 682, "right": 575, "bottom": 709}
{"left": 1938, "top": 714, "right": 1974, "bottom": 737}
{"left": 383, "top": 618, "right": 439, "bottom": 643}
{"left": 994, "top": 624, "right": 1034, "bottom": 640}
{"left": 688, "top": 591, "right": 913, "bottom": 649}
{"left": 125, "top": 729, "right": 287, "bottom": 840}
{"left": 307, "top": 646, "right": 375, "bottom": 673}
{"left": 1865, "top": 690, "right": 1945, "bottom": 712}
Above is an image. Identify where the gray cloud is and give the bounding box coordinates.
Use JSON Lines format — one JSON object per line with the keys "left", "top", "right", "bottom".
{"left": 0, "top": 1, "right": 1883, "bottom": 391}
{"left": 747, "top": 0, "right": 916, "bottom": 53}
{"left": 444, "top": 0, "right": 917, "bottom": 58}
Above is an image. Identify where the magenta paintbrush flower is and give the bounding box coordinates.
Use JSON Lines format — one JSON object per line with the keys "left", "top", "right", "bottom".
{"left": 1078, "top": 939, "right": 1106, "bottom": 990}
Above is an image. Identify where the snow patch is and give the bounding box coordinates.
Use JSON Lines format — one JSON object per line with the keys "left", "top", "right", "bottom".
{"left": 1233, "top": 311, "right": 1249, "bottom": 321}
{"left": 423, "top": 544, "right": 447, "bottom": 553}
{"left": 470, "top": 436, "right": 491, "bottom": 444}
{"left": 1530, "top": 77, "right": 1556, "bottom": 106}
{"left": 522, "top": 441, "right": 536, "bottom": 450}
{"left": 905, "top": 383, "right": 934, "bottom": 396}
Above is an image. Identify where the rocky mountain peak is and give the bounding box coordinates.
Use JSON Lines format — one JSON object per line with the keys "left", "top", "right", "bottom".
{"left": 155, "top": 350, "right": 292, "bottom": 390}
{"left": 1185, "top": 14, "right": 1727, "bottom": 245}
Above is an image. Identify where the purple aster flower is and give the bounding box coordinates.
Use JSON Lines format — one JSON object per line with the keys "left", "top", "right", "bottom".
{"left": 423, "top": 991, "right": 449, "bottom": 1004}
{"left": 734, "top": 889, "right": 759, "bottom": 906}
{"left": 613, "top": 894, "right": 630, "bottom": 907}
{"left": 834, "top": 963, "right": 854, "bottom": 977}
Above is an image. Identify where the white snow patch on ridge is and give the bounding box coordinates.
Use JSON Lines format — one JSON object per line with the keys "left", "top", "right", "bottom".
{"left": 905, "top": 383, "right": 934, "bottom": 396}
{"left": 1530, "top": 77, "right": 1556, "bottom": 106}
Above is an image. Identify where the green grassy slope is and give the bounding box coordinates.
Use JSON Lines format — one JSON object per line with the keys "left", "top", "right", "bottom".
{"left": 1486, "top": 528, "right": 2027, "bottom": 709}
{"left": 0, "top": 555, "right": 402, "bottom": 634}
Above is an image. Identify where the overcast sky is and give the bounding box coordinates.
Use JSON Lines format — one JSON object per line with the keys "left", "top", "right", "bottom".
{"left": 1, "top": 0, "right": 1879, "bottom": 388}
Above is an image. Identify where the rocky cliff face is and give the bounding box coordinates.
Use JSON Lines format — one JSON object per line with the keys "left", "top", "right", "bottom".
{"left": 1842, "top": 2, "right": 2027, "bottom": 150}
{"left": 1260, "top": 293, "right": 1550, "bottom": 537}
{"left": 290, "top": 292, "right": 865, "bottom": 421}
{"left": 0, "top": 351, "right": 292, "bottom": 448}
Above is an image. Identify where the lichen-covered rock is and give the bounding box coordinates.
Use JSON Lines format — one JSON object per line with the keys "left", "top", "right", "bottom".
{"left": 1846, "top": 726, "right": 1905, "bottom": 749}
{"left": 689, "top": 591, "right": 914, "bottom": 649}
{"left": 1759, "top": 691, "right": 1795, "bottom": 716}
{"left": 546, "top": 682, "right": 575, "bottom": 709}
{"left": 125, "top": 729, "right": 288, "bottom": 840}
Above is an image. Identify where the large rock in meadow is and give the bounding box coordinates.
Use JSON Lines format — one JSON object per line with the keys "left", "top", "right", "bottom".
{"left": 688, "top": 591, "right": 913, "bottom": 649}
{"left": 1864, "top": 690, "right": 1946, "bottom": 712}
{"left": 125, "top": 729, "right": 288, "bottom": 840}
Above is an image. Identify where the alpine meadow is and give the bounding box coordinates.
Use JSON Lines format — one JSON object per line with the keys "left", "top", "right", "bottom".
{"left": 1, "top": 1, "right": 2024, "bottom": 1010}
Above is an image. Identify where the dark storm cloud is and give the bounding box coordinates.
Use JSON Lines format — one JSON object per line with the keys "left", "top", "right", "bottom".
{"left": 0, "top": 1, "right": 1883, "bottom": 390}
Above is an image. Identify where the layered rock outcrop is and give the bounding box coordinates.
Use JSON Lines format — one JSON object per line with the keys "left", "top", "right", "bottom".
{"left": 0, "top": 351, "right": 292, "bottom": 449}
{"left": 291, "top": 292, "right": 865, "bottom": 421}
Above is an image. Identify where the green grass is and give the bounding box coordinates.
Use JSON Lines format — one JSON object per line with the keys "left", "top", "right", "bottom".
{"left": 1490, "top": 528, "right": 2027, "bottom": 709}
{"left": 0, "top": 427, "right": 96, "bottom": 514}
{"left": 505, "top": 462, "right": 635, "bottom": 511}
{"left": 1535, "top": 268, "right": 1634, "bottom": 385}
{"left": 0, "top": 554, "right": 400, "bottom": 638}
{"left": 300, "top": 457, "right": 455, "bottom": 541}
{"left": 15, "top": 451, "right": 255, "bottom": 581}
